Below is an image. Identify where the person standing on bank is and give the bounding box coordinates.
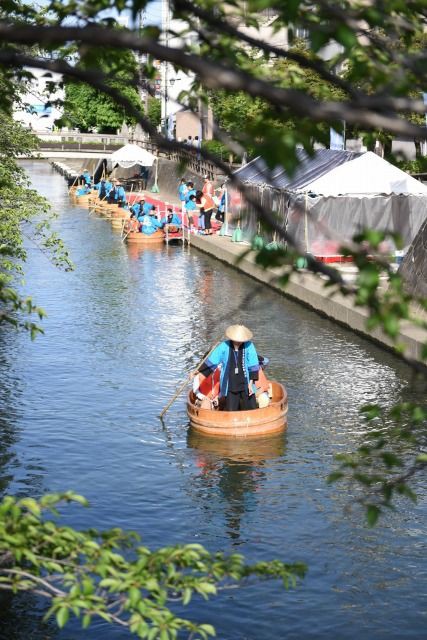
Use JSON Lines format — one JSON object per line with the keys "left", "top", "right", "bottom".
{"left": 178, "top": 178, "right": 188, "bottom": 214}
{"left": 195, "top": 325, "right": 260, "bottom": 411}
{"left": 196, "top": 190, "right": 215, "bottom": 234}
{"left": 202, "top": 175, "right": 213, "bottom": 197}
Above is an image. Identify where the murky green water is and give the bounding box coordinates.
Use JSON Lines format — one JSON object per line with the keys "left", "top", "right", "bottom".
{"left": 0, "top": 160, "right": 426, "bottom": 639}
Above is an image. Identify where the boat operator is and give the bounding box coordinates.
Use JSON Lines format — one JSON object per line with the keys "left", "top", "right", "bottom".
{"left": 194, "top": 325, "right": 260, "bottom": 411}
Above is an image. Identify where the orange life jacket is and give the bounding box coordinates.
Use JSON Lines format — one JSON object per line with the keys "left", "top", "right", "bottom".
{"left": 201, "top": 194, "right": 215, "bottom": 211}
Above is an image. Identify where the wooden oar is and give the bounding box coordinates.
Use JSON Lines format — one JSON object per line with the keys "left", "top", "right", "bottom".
{"left": 122, "top": 226, "right": 132, "bottom": 242}
{"left": 159, "top": 341, "right": 221, "bottom": 418}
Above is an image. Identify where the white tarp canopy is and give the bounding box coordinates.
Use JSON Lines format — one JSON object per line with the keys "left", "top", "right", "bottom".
{"left": 110, "top": 144, "right": 156, "bottom": 168}
{"left": 302, "top": 151, "right": 427, "bottom": 196}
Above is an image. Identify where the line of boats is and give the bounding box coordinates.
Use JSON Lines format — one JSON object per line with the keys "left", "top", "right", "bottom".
{"left": 70, "top": 185, "right": 289, "bottom": 439}
{"left": 69, "top": 186, "right": 185, "bottom": 245}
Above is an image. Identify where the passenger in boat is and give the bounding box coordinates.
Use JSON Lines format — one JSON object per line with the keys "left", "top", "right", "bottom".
{"left": 124, "top": 217, "right": 140, "bottom": 233}
{"left": 195, "top": 325, "right": 260, "bottom": 411}
{"left": 161, "top": 208, "right": 181, "bottom": 229}
{"left": 115, "top": 182, "right": 127, "bottom": 208}
{"left": 95, "top": 178, "right": 110, "bottom": 200}
{"left": 107, "top": 183, "right": 117, "bottom": 204}
{"left": 79, "top": 170, "right": 92, "bottom": 186}
{"left": 130, "top": 199, "right": 145, "bottom": 218}
{"left": 76, "top": 183, "right": 91, "bottom": 196}
{"left": 142, "top": 201, "right": 155, "bottom": 216}
{"left": 140, "top": 212, "right": 162, "bottom": 235}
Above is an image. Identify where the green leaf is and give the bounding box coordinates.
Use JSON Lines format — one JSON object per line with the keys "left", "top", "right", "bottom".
{"left": 56, "top": 607, "right": 69, "bottom": 628}
{"left": 366, "top": 505, "right": 380, "bottom": 527}
{"left": 82, "top": 613, "right": 92, "bottom": 629}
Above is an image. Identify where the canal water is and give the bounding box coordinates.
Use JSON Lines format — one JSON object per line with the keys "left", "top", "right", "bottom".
{"left": 0, "top": 160, "right": 426, "bottom": 639}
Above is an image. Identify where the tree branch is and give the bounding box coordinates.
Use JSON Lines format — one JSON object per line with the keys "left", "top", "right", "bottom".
{"left": 174, "top": 0, "right": 360, "bottom": 99}
{"left": 0, "top": 24, "right": 425, "bottom": 137}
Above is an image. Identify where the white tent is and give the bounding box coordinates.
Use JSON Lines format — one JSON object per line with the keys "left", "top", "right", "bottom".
{"left": 230, "top": 149, "right": 427, "bottom": 255}
{"left": 303, "top": 152, "right": 427, "bottom": 196}
{"left": 110, "top": 144, "right": 156, "bottom": 168}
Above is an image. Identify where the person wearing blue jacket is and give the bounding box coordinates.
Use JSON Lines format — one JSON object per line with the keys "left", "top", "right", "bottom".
{"left": 76, "top": 183, "right": 91, "bottom": 196}
{"left": 140, "top": 212, "right": 162, "bottom": 235}
{"left": 161, "top": 208, "right": 181, "bottom": 227}
{"left": 142, "top": 201, "right": 155, "bottom": 216}
{"left": 196, "top": 325, "right": 260, "bottom": 411}
{"left": 178, "top": 178, "right": 187, "bottom": 213}
{"left": 116, "top": 183, "right": 126, "bottom": 207}
{"left": 130, "top": 199, "right": 145, "bottom": 218}
{"left": 95, "top": 179, "right": 108, "bottom": 200}
{"left": 185, "top": 195, "right": 197, "bottom": 232}
{"left": 80, "top": 170, "right": 92, "bottom": 186}
{"left": 185, "top": 181, "right": 196, "bottom": 202}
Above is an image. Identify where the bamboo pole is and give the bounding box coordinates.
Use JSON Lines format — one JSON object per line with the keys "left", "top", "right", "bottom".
{"left": 159, "top": 341, "right": 221, "bottom": 418}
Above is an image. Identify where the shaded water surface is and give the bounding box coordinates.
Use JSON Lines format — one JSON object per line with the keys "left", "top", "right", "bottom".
{"left": 0, "top": 161, "right": 426, "bottom": 639}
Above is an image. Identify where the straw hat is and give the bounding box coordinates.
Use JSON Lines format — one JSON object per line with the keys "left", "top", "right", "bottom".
{"left": 225, "top": 324, "right": 253, "bottom": 342}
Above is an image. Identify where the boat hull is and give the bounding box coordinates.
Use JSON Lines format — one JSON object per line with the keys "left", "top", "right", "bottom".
{"left": 126, "top": 230, "right": 165, "bottom": 244}
{"left": 187, "top": 381, "right": 288, "bottom": 438}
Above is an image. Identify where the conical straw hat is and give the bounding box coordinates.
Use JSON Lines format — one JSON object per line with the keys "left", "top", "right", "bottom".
{"left": 225, "top": 324, "right": 253, "bottom": 342}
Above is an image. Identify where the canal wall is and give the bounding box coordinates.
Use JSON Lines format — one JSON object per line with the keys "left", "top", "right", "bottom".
{"left": 188, "top": 234, "right": 427, "bottom": 367}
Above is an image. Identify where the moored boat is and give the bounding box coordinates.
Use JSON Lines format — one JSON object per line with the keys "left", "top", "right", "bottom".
{"left": 125, "top": 229, "right": 165, "bottom": 244}
{"left": 187, "top": 380, "right": 288, "bottom": 438}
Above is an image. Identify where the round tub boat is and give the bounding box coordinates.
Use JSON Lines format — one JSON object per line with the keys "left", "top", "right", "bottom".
{"left": 111, "top": 214, "right": 130, "bottom": 230}
{"left": 187, "top": 381, "right": 288, "bottom": 438}
{"left": 125, "top": 230, "right": 165, "bottom": 244}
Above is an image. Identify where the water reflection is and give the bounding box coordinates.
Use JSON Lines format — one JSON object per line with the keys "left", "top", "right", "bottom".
{"left": 187, "top": 432, "right": 285, "bottom": 543}
{"left": 126, "top": 243, "right": 165, "bottom": 260}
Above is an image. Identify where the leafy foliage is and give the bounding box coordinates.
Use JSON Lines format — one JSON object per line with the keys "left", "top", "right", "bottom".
{"left": 0, "top": 493, "right": 306, "bottom": 638}
{"left": 147, "top": 96, "right": 161, "bottom": 128}
{"left": 0, "top": 106, "right": 73, "bottom": 335}
{"left": 60, "top": 47, "right": 144, "bottom": 133}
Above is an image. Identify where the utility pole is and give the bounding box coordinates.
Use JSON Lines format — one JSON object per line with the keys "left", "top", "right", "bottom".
{"left": 161, "top": 0, "right": 170, "bottom": 139}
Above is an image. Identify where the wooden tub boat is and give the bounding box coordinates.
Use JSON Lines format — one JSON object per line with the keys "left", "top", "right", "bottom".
{"left": 74, "top": 193, "right": 93, "bottom": 207}
{"left": 125, "top": 230, "right": 165, "bottom": 244}
{"left": 187, "top": 381, "right": 288, "bottom": 438}
{"left": 111, "top": 214, "right": 129, "bottom": 230}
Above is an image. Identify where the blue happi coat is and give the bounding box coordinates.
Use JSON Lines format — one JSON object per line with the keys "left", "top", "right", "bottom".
{"left": 143, "top": 201, "right": 154, "bottom": 215}
{"left": 161, "top": 213, "right": 181, "bottom": 226}
{"left": 116, "top": 185, "right": 126, "bottom": 203}
{"left": 202, "top": 340, "right": 260, "bottom": 397}
{"left": 140, "top": 214, "right": 161, "bottom": 235}
{"left": 185, "top": 188, "right": 196, "bottom": 202}
{"left": 131, "top": 202, "right": 144, "bottom": 217}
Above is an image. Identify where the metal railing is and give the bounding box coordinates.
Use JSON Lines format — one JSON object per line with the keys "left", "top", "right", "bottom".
{"left": 37, "top": 133, "right": 235, "bottom": 179}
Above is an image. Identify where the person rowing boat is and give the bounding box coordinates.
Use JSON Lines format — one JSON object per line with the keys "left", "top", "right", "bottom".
{"left": 193, "top": 325, "right": 262, "bottom": 411}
